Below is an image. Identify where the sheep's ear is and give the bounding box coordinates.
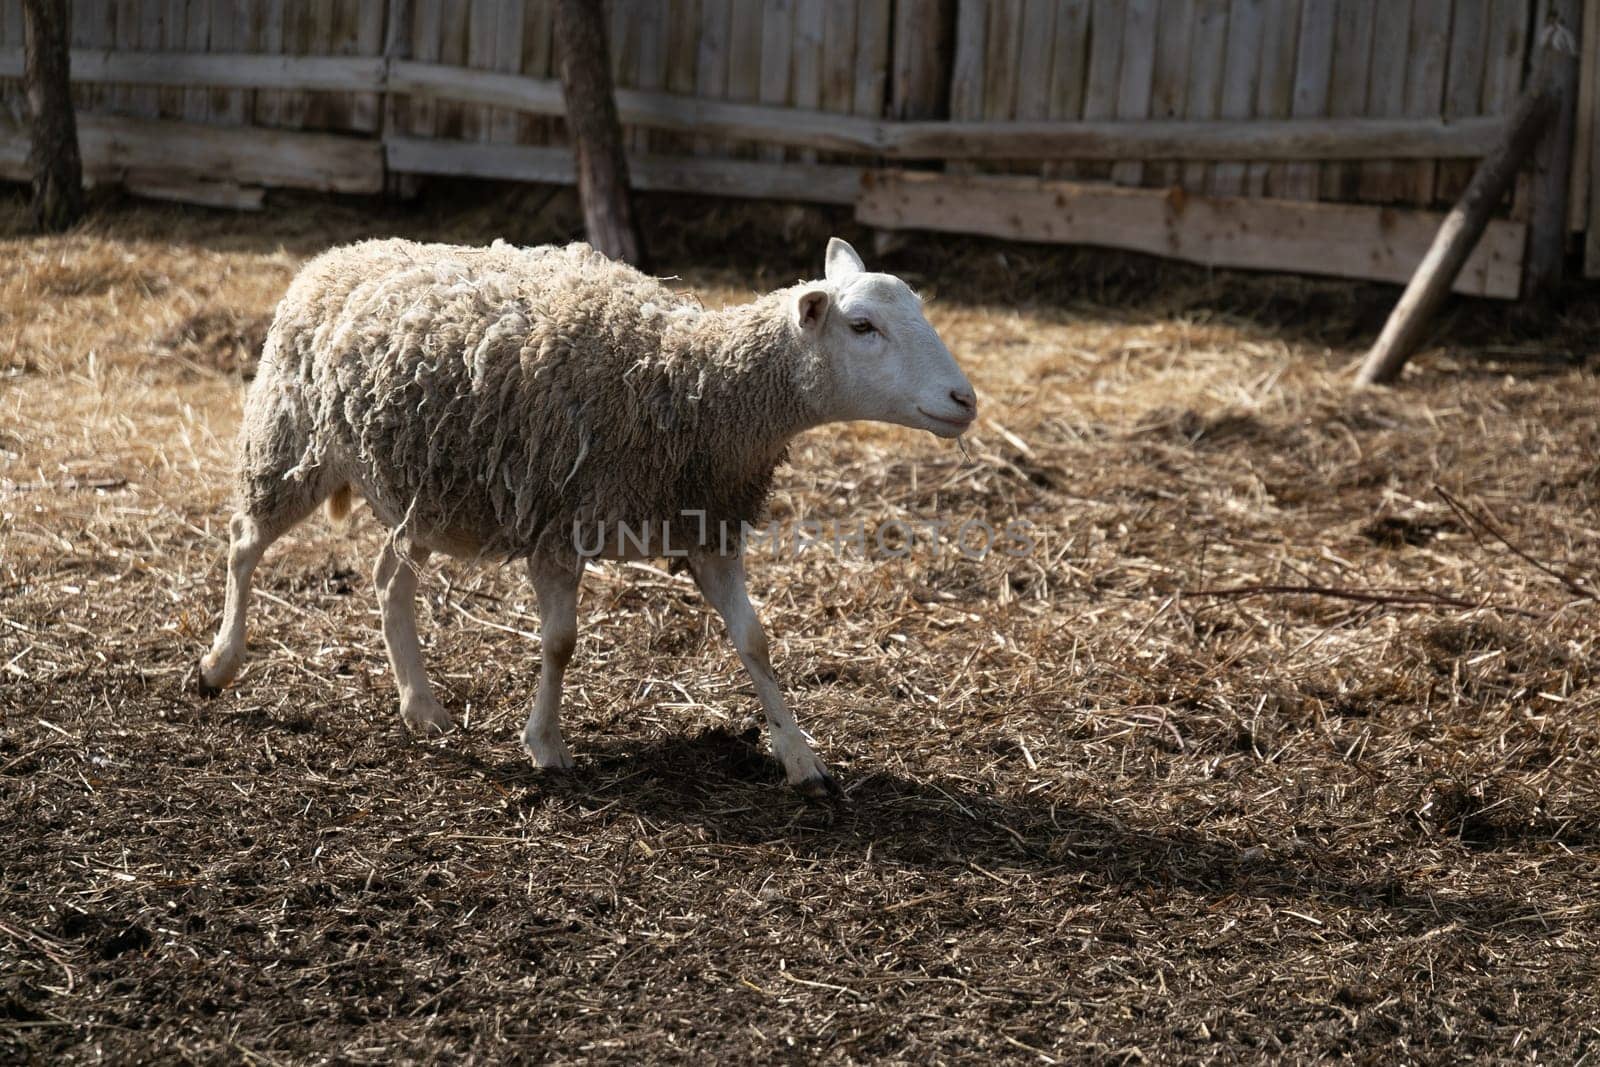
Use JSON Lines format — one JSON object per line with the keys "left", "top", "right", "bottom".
{"left": 825, "top": 238, "right": 865, "bottom": 281}
{"left": 794, "top": 286, "right": 830, "bottom": 331}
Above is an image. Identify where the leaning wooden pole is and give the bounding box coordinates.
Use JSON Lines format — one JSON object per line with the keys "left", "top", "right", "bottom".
{"left": 553, "top": 0, "right": 646, "bottom": 268}
{"left": 1354, "top": 23, "right": 1578, "bottom": 387}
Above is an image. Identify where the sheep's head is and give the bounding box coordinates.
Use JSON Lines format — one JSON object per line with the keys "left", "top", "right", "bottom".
{"left": 792, "top": 238, "right": 976, "bottom": 439}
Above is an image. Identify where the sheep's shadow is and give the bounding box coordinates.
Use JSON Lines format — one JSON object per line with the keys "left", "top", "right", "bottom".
{"left": 434, "top": 725, "right": 1570, "bottom": 938}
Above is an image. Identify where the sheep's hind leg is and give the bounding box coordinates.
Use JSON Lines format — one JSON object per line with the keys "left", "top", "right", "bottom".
{"left": 199, "top": 492, "right": 323, "bottom": 693}
{"left": 374, "top": 537, "right": 450, "bottom": 734}
{"left": 691, "top": 551, "right": 840, "bottom": 800}
{"left": 521, "top": 556, "right": 582, "bottom": 770}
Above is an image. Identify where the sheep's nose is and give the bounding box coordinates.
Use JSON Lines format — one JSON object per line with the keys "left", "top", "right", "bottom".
{"left": 950, "top": 387, "right": 977, "bottom": 415}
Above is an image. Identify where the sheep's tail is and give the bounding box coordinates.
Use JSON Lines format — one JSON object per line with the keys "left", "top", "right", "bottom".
{"left": 325, "top": 483, "right": 355, "bottom": 525}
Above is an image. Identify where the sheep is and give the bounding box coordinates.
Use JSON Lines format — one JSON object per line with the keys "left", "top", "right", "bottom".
{"left": 198, "top": 236, "right": 977, "bottom": 797}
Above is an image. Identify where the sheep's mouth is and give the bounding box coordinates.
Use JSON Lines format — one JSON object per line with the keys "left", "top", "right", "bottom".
{"left": 917, "top": 406, "right": 976, "bottom": 435}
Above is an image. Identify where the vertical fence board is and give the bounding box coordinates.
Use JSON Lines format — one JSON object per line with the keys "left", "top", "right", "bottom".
{"left": 981, "top": 0, "right": 1021, "bottom": 125}
{"left": 434, "top": 0, "right": 468, "bottom": 139}
{"left": 1147, "top": 0, "right": 1194, "bottom": 186}
{"left": 1043, "top": 0, "right": 1089, "bottom": 177}
{"left": 1212, "top": 0, "right": 1265, "bottom": 194}
{"left": 1080, "top": 0, "right": 1126, "bottom": 181}
{"left": 792, "top": 0, "right": 823, "bottom": 159}
{"left": 408, "top": 0, "right": 441, "bottom": 138}
{"left": 1014, "top": 0, "right": 1056, "bottom": 121}
{"left": 853, "top": 0, "right": 891, "bottom": 116}
{"left": 1575, "top": 0, "right": 1598, "bottom": 233}
{"left": 461, "top": 0, "right": 495, "bottom": 142}
{"left": 1279, "top": 0, "right": 1334, "bottom": 200}
{"left": 1480, "top": 0, "right": 1532, "bottom": 219}
{"left": 1398, "top": 0, "right": 1451, "bottom": 205}
{"left": 182, "top": 0, "right": 210, "bottom": 121}
{"left": 948, "top": 0, "right": 988, "bottom": 119}
{"left": 822, "top": 0, "right": 858, "bottom": 113}
{"left": 693, "top": 0, "right": 730, "bottom": 153}
{"left": 1320, "top": 0, "right": 1374, "bottom": 201}
{"left": 252, "top": 0, "right": 284, "bottom": 126}
{"left": 1356, "top": 0, "right": 1411, "bottom": 201}
{"left": 726, "top": 0, "right": 762, "bottom": 157}
{"left": 1180, "top": 0, "right": 1229, "bottom": 190}
{"left": 1586, "top": 0, "right": 1600, "bottom": 270}
{"left": 489, "top": 0, "right": 527, "bottom": 145}
{"left": 1111, "top": 0, "right": 1159, "bottom": 185}
{"left": 757, "top": 0, "right": 792, "bottom": 160}
{"left": 1254, "top": 0, "right": 1301, "bottom": 196}
{"left": 349, "top": 0, "right": 383, "bottom": 131}
{"left": 1437, "top": 0, "right": 1489, "bottom": 203}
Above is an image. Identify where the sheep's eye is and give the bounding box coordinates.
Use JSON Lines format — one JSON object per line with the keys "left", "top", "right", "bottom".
{"left": 850, "top": 319, "right": 877, "bottom": 335}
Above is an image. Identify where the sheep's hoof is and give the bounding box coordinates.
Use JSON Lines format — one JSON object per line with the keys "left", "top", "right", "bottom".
{"left": 792, "top": 769, "right": 843, "bottom": 802}
{"left": 523, "top": 732, "right": 575, "bottom": 771}
{"left": 401, "top": 698, "right": 453, "bottom": 736}
{"left": 194, "top": 663, "right": 222, "bottom": 698}
{"left": 194, "top": 668, "right": 222, "bottom": 700}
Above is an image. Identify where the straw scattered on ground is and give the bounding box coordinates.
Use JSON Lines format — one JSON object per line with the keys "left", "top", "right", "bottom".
{"left": 2, "top": 185, "right": 1599, "bottom": 1063}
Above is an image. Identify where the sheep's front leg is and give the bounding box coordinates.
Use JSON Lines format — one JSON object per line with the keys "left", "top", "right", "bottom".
{"left": 374, "top": 537, "right": 450, "bottom": 734}
{"left": 691, "top": 551, "right": 839, "bottom": 799}
{"left": 521, "top": 556, "right": 582, "bottom": 770}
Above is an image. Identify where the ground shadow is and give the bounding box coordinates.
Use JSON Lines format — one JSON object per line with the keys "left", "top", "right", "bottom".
{"left": 430, "top": 725, "right": 1575, "bottom": 937}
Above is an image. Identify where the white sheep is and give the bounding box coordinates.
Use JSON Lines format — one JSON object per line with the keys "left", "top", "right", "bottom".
{"left": 199, "top": 237, "right": 977, "bottom": 796}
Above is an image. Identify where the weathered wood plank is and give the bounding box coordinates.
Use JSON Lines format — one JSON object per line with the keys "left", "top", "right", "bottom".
{"left": 1180, "top": 0, "right": 1229, "bottom": 190}
{"left": 1321, "top": 0, "right": 1374, "bottom": 201}
{"left": 1148, "top": 0, "right": 1195, "bottom": 186}
{"left": 1437, "top": 0, "right": 1489, "bottom": 203}
{"left": 1014, "top": 0, "right": 1056, "bottom": 121}
{"left": 1253, "top": 0, "right": 1301, "bottom": 196}
{"left": 0, "top": 49, "right": 387, "bottom": 90}
{"left": 692, "top": 0, "right": 730, "bottom": 153}
{"left": 853, "top": 0, "right": 891, "bottom": 116}
{"left": 1357, "top": 0, "right": 1413, "bottom": 202}
{"left": 791, "top": 0, "right": 824, "bottom": 160}
{"left": 857, "top": 169, "right": 1526, "bottom": 298}
{"left": 489, "top": 0, "right": 528, "bottom": 145}
{"left": 1281, "top": 0, "right": 1335, "bottom": 200}
{"left": 385, "top": 135, "right": 865, "bottom": 203}
{"left": 1213, "top": 0, "right": 1265, "bottom": 194}
{"left": 982, "top": 0, "right": 1022, "bottom": 121}
{"left": 0, "top": 110, "right": 383, "bottom": 191}
{"left": 755, "top": 0, "right": 793, "bottom": 160}
{"left": 385, "top": 61, "right": 1509, "bottom": 159}
{"left": 182, "top": 0, "right": 211, "bottom": 122}
{"left": 1571, "top": 0, "right": 1597, "bottom": 232}
{"left": 250, "top": 0, "right": 283, "bottom": 127}
{"left": 889, "top": 0, "right": 947, "bottom": 120}
{"left": 1111, "top": 0, "right": 1159, "bottom": 186}
{"left": 948, "top": 0, "right": 989, "bottom": 120}
{"left": 1044, "top": 0, "right": 1091, "bottom": 177}
{"left": 1079, "top": 0, "right": 1126, "bottom": 181}
{"left": 1479, "top": 0, "right": 1532, "bottom": 219}
{"left": 408, "top": 0, "right": 443, "bottom": 138}
{"left": 1400, "top": 0, "right": 1452, "bottom": 205}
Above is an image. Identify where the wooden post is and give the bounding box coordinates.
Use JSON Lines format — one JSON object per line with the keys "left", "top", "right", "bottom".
{"left": 21, "top": 0, "right": 83, "bottom": 232}
{"left": 1526, "top": 0, "right": 1583, "bottom": 298}
{"left": 1354, "top": 34, "right": 1575, "bottom": 387}
{"left": 553, "top": 0, "right": 646, "bottom": 267}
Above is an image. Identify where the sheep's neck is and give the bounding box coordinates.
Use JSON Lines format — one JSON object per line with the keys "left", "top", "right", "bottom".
{"left": 678, "top": 298, "right": 816, "bottom": 466}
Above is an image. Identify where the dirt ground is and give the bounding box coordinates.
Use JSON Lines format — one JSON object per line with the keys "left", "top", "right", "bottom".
{"left": 2, "top": 185, "right": 1599, "bottom": 1064}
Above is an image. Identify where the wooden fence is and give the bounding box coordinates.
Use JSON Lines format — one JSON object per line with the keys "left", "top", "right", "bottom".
{"left": 0, "top": 0, "right": 1595, "bottom": 297}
